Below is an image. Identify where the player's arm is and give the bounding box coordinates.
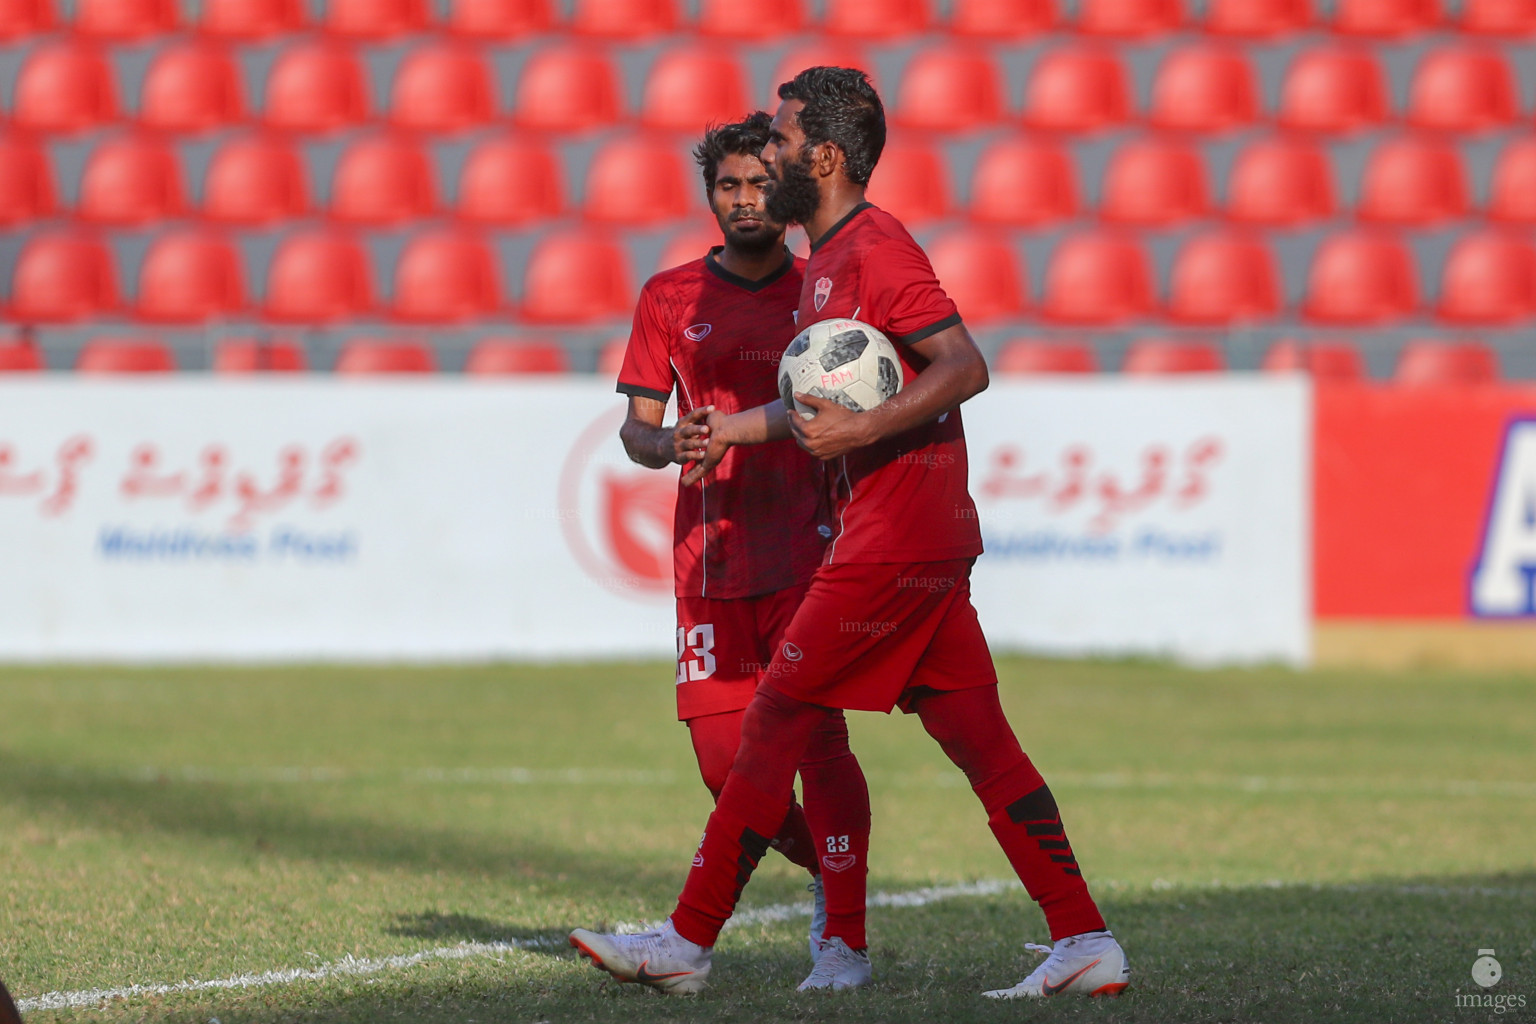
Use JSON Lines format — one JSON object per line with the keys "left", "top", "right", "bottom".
{"left": 619, "top": 396, "right": 715, "bottom": 470}
{"left": 678, "top": 400, "right": 792, "bottom": 486}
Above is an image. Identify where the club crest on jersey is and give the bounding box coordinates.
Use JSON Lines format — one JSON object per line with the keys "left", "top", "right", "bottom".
{"left": 683, "top": 324, "right": 712, "bottom": 341}
{"left": 813, "top": 277, "right": 833, "bottom": 312}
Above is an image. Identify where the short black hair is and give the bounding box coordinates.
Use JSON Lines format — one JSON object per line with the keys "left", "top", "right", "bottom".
{"left": 694, "top": 112, "right": 773, "bottom": 194}
{"left": 776, "top": 66, "right": 885, "bottom": 186}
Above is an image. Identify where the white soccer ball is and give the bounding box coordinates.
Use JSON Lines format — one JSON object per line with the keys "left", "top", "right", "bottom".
{"left": 778, "top": 318, "right": 903, "bottom": 420}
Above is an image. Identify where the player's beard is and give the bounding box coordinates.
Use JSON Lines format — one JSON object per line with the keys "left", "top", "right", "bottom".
{"left": 764, "top": 149, "right": 822, "bottom": 226}
{"left": 723, "top": 215, "right": 783, "bottom": 255}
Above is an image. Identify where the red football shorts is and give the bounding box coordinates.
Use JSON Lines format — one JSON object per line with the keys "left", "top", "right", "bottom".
{"left": 763, "top": 559, "right": 998, "bottom": 714}
{"left": 674, "top": 582, "right": 811, "bottom": 721}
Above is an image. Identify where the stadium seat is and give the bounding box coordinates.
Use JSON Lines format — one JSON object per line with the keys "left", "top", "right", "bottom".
{"left": 1077, "top": 0, "right": 1180, "bottom": 36}
{"left": 512, "top": 46, "right": 621, "bottom": 132}
{"left": 391, "top": 230, "right": 502, "bottom": 322}
{"left": 1204, "top": 0, "right": 1310, "bottom": 35}
{"left": 1394, "top": 339, "right": 1498, "bottom": 385}
{"left": 214, "top": 339, "right": 308, "bottom": 372}
{"left": 1437, "top": 232, "right": 1536, "bottom": 325}
{"left": 583, "top": 136, "right": 691, "bottom": 226}
{"left": 202, "top": 134, "right": 309, "bottom": 225}
{"left": 263, "top": 42, "right": 369, "bottom": 134}
{"left": 12, "top": 42, "right": 118, "bottom": 134}
{"left": 330, "top": 135, "right": 437, "bottom": 225}
{"left": 823, "top": 0, "right": 931, "bottom": 38}
{"left": 597, "top": 338, "right": 628, "bottom": 375}
{"left": 520, "top": 229, "right": 633, "bottom": 324}
{"left": 0, "top": 342, "right": 44, "bottom": 372}
{"left": 136, "top": 230, "right": 245, "bottom": 323}
{"left": 1040, "top": 233, "right": 1152, "bottom": 325}
{"left": 198, "top": 0, "right": 306, "bottom": 38}
{"left": 389, "top": 44, "right": 495, "bottom": 133}
{"left": 1278, "top": 47, "right": 1389, "bottom": 133}
{"left": 324, "top": 0, "right": 428, "bottom": 37}
{"left": 76, "top": 339, "right": 176, "bottom": 374}
{"left": 465, "top": 339, "right": 571, "bottom": 374}
{"left": 771, "top": 44, "right": 878, "bottom": 97}
{"left": 926, "top": 231, "right": 1025, "bottom": 324}
{"left": 698, "top": 0, "right": 804, "bottom": 37}
{"left": 1460, "top": 0, "right": 1536, "bottom": 33}
{"left": 993, "top": 339, "right": 1096, "bottom": 374}
{"left": 1099, "top": 138, "right": 1209, "bottom": 227}
{"left": 1261, "top": 339, "right": 1366, "bottom": 379}
{"left": 0, "top": 132, "right": 57, "bottom": 225}
{"left": 656, "top": 225, "right": 721, "bottom": 270}
{"left": 968, "top": 137, "right": 1077, "bottom": 226}
{"left": 1021, "top": 47, "right": 1131, "bottom": 133}
{"left": 948, "top": 0, "right": 1055, "bottom": 35}
{"left": 640, "top": 46, "right": 750, "bottom": 134}
{"left": 1357, "top": 136, "right": 1469, "bottom": 226}
{"left": 1406, "top": 47, "right": 1517, "bottom": 133}
{"left": 1303, "top": 231, "right": 1417, "bottom": 324}
{"left": 893, "top": 46, "right": 1004, "bottom": 132}
{"left": 1488, "top": 138, "right": 1536, "bottom": 226}
{"left": 1333, "top": 0, "right": 1439, "bottom": 34}
{"left": 9, "top": 232, "right": 117, "bottom": 323}
{"left": 1166, "top": 231, "right": 1279, "bottom": 325}
{"left": 1225, "top": 136, "right": 1335, "bottom": 226}
{"left": 457, "top": 136, "right": 562, "bottom": 225}
{"left": 570, "top": 0, "right": 674, "bottom": 37}
{"left": 77, "top": 134, "right": 186, "bottom": 226}
{"left": 139, "top": 43, "right": 245, "bottom": 134}
{"left": 334, "top": 339, "right": 436, "bottom": 374}
{"left": 0, "top": 0, "right": 53, "bottom": 38}
{"left": 1148, "top": 46, "right": 1259, "bottom": 133}
{"left": 865, "top": 140, "right": 951, "bottom": 225}
{"left": 263, "top": 230, "right": 374, "bottom": 322}
{"left": 447, "top": 0, "right": 552, "bottom": 36}
{"left": 74, "top": 0, "right": 175, "bottom": 38}
{"left": 1122, "top": 339, "right": 1225, "bottom": 374}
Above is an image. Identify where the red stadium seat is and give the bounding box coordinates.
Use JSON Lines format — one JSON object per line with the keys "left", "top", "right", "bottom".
{"left": 389, "top": 44, "right": 495, "bottom": 133}
{"left": 263, "top": 230, "right": 374, "bottom": 323}
{"left": 894, "top": 46, "right": 1004, "bottom": 132}
{"left": 927, "top": 231, "right": 1025, "bottom": 324}
{"left": 597, "top": 339, "right": 628, "bottom": 375}
{"left": 948, "top": 0, "right": 1055, "bottom": 35}
{"left": 0, "top": 0, "right": 53, "bottom": 38}
{"left": 1334, "top": 0, "right": 1439, "bottom": 34}
{"left": 74, "top": 0, "right": 175, "bottom": 38}
{"left": 520, "top": 229, "right": 633, "bottom": 324}
{"left": 994, "top": 339, "right": 1096, "bottom": 374}
{"left": 0, "top": 132, "right": 57, "bottom": 225}
{"left": 1278, "top": 47, "right": 1389, "bottom": 134}
{"left": 1204, "top": 0, "right": 1310, "bottom": 35}
{"left": 457, "top": 136, "right": 562, "bottom": 225}
{"left": 465, "top": 339, "right": 571, "bottom": 374}
{"left": 512, "top": 45, "right": 621, "bottom": 132}
{"left": 391, "top": 231, "right": 502, "bottom": 322}
{"left": 263, "top": 42, "right": 369, "bottom": 134}
{"left": 1460, "top": 0, "right": 1536, "bottom": 33}
{"left": 334, "top": 339, "right": 436, "bottom": 374}
{"left": 1437, "top": 232, "right": 1536, "bottom": 325}
{"left": 1394, "top": 339, "right": 1498, "bottom": 385}
{"left": 1099, "top": 138, "right": 1210, "bottom": 227}
{"left": 330, "top": 135, "right": 437, "bottom": 225}
{"left": 0, "top": 341, "right": 44, "bottom": 372}
{"left": 1148, "top": 46, "right": 1259, "bottom": 133}
{"left": 1261, "top": 340, "right": 1366, "bottom": 380}
{"left": 76, "top": 339, "right": 175, "bottom": 374}
{"left": 1357, "top": 136, "right": 1469, "bottom": 226}
{"left": 1225, "top": 137, "right": 1335, "bottom": 227}
{"left": 214, "top": 339, "right": 308, "bottom": 372}
{"left": 865, "top": 140, "right": 951, "bottom": 225}
{"left": 202, "top": 134, "right": 309, "bottom": 225}
{"left": 324, "top": 0, "right": 428, "bottom": 37}
{"left": 1304, "top": 231, "right": 1417, "bottom": 324}
{"left": 136, "top": 230, "right": 245, "bottom": 324}
{"left": 823, "top": 0, "right": 931, "bottom": 38}
{"left": 968, "top": 137, "right": 1077, "bottom": 226}
{"left": 771, "top": 44, "right": 878, "bottom": 98}
{"left": 698, "top": 0, "right": 804, "bottom": 37}
{"left": 198, "top": 0, "right": 305, "bottom": 38}
{"left": 77, "top": 134, "right": 186, "bottom": 227}
{"left": 583, "top": 135, "right": 691, "bottom": 226}
{"left": 1122, "top": 339, "right": 1225, "bottom": 374}
{"left": 1021, "top": 47, "right": 1131, "bottom": 133}
{"left": 656, "top": 225, "right": 721, "bottom": 271}
{"left": 1406, "top": 47, "right": 1517, "bottom": 133}
{"left": 447, "top": 0, "right": 552, "bottom": 36}
{"left": 571, "top": 0, "right": 674, "bottom": 37}
{"left": 10, "top": 232, "right": 117, "bottom": 323}
{"left": 1166, "top": 231, "right": 1279, "bottom": 325}
{"left": 1077, "top": 0, "right": 1180, "bottom": 36}
{"left": 1040, "top": 233, "right": 1152, "bottom": 325}
{"left": 139, "top": 43, "right": 245, "bottom": 134}
{"left": 12, "top": 42, "right": 118, "bottom": 134}
{"left": 1488, "top": 138, "right": 1536, "bottom": 226}
{"left": 640, "top": 46, "right": 750, "bottom": 134}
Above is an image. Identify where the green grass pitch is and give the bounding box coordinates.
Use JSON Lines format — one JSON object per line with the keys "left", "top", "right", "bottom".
{"left": 1, "top": 658, "right": 1532, "bottom": 1023}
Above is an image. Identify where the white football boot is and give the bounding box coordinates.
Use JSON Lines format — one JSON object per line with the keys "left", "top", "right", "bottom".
{"left": 982, "top": 930, "right": 1130, "bottom": 999}
{"left": 797, "top": 936, "right": 872, "bottom": 991}
{"left": 808, "top": 876, "right": 827, "bottom": 962}
{"left": 569, "top": 918, "right": 712, "bottom": 995}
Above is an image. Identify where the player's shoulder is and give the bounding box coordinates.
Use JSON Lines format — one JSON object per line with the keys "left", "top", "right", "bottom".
{"left": 827, "top": 204, "right": 924, "bottom": 264}
{"left": 640, "top": 257, "right": 712, "bottom": 302}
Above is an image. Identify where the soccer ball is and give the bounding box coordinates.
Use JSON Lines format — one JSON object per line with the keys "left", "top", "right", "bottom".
{"left": 778, "top": 318, "right": 903, "bottom": 420}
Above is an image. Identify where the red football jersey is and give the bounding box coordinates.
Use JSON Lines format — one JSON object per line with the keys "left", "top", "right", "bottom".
{"left": 618, "top": 247, "right": 828, "bottom": 599}
{"left": 797, "top": 203, "right": 984, "bottom": 564}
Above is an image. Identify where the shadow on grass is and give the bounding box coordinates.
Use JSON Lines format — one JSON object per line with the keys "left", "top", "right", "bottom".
{"left": 387, "top": 911, "right": 568, "bottom": 953}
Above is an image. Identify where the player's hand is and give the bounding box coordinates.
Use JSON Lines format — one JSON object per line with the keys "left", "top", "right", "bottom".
{"left": 679, "top": 409, "right": 732, "bottom": 486}
{"left": 671, "top": 405, "right": 715, "bottom": 466}
{"left": 789, "top": 393, "right": 875, "bottom": 460}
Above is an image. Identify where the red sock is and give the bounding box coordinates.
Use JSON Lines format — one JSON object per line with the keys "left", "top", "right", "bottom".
{"left": 774, "top": 800, "right": 820, "bottom": 873}
{"left": 799, "top": 709, "right": 870, "bottom": 950}
{"left": 688, "top": 710, "right": 819, "bottom": 873}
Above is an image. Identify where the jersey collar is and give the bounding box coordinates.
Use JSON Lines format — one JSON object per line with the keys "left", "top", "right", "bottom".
{"left": 809, "top": 202, "right": 874, "bottom": 253}
{"left": 704, "top": 246, "right": 796, "bottom": 293}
